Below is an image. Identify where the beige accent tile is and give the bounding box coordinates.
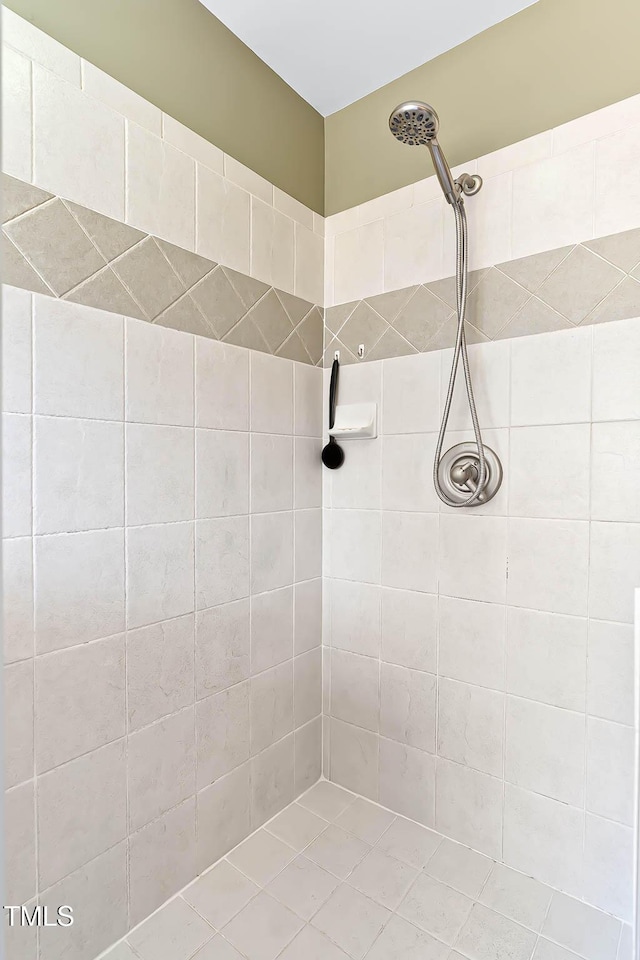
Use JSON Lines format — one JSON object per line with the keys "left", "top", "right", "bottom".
{"left": 222, "top": 891, "right": 303, "bottom": 960}
{"left": 2, "top": 173, "right": 52, "bottom": 223}
{"left": 64, "top": 199, "right": 146, "bottom": 260}
{"left": 224, "top": 314, "right": 270, "bottom": 352}
{"left": 456, "top": 903, "right": 538, "bottom": 960}
{"left": 155, "top": 292, "right": 213, "bottom": 337}
{"left": 266, "top": 855, "right": 339, "bottom": 920}
{"left": 585, "top": 227, "right": 640, "bottom": 271}
{"left": 65, "top": 264, "right": 147, "bottom": 319}
{"left": 497, "top": 296, "right": 571, "bottom": 339}
{"left": 128, "top": 896, "right": 213, "bottom": 960}
{"left": 367, "top": 327, "right": 416, "bottom": 360}
{"left": 278, "top": 330, "right": 312, "bottom": 363}
{"left": 393, "top": 286, "right": 453, "bottom": 350}
{"left": 247, "top": 288, "right": 294, "bottom": 351}
{"left": 183, "top": 859, "right": 259, "bottom": 929}
{"left": 312, "top": 883, "right": 390, "bottom": 959}
{"left": 296, "top": 306, "right": 323, "bottom": 364}
{"left": 583, "top": 275, "right": 640, "bottom": 325}
{"left": 190, "top": 266, "right": 247, "bottom": 338}
{"left": 465, "top": 267, "right": 530, "bottom": 338}
{"left": 35, "top": 634, "right": 125, "bottom": 772}
{"left": 113, "top": 237, "right": 184, "bottom": 319}
{"left": 128, "top": 614, "right": 194, "bottom": 731}
{"left": 129, "top": 798, "right": 196, "bottom": 925}
{"left": 496, "top": 246, "right": 572, "bottom": 292}
{"left": 156, "top": 237, "right": 215, "bottom": 286}
{"left": 298, "top": 780, "right": 355, "bottom": 820}
{"left": 365, "top": 286, "right": 416, "bottom": 322}
{"left": 3, "top": 537, "right": 34, "bottom": 664}
{"left": 197, "top": 682, "right": 250, "bottom": 788}
{"left": 196, "top": 600, "right": 249, "bottom": 699}
{"left": 127, "top": 521, "right": 195, "bottom": 628}
{"left": 479, "top": 862, "right": 552, "bottom": 932}
{"left": 196, "top": 764, "right": 251, "bottom": 871}
{"left": 224, "top": 265, "right": 270, "bottom": 309}
{"left": 2, "top": 46, "right": 32, "bottom": 182}
{"left": 39, "top": 844, "right": 127, "bottom": 960}
{"left": 38, "top": 740, "right": 126, "bottom": 888}
{"left": 227, "top": 828, "right": 296, "bottom": 885}
{"left": 427, "top": 268, "right": 487, "bottom": 308}
{"left": 128, "top": 707, "right": 196, "bottom": 829}
{"left": 537, "top": 245, "right": 624, "bottom": 323}
{"left": 323, "top": 335, "right": 358, "bottom": 366}
{"left": 196, "top": 516, "right": 249, "bottom": 608}
{"left": 5, "top": 659, "right": 33, "bottom": 789}
{"left": 2, "top": 231, "right": 53, "bottom": 295}
{"left": 33, "top": 66, "right": 125, "bottom": 220}
{"left": 277, "top": 289, "right": 314, "bottom": 325}
{"left": 325, "top": 301, "right": 358, "bottom": 335}
{"left": 34, "top": 529, "right": 125, "bottom": 654}
{"left": 397, "top": 873, "right": 472, "bottom": 945}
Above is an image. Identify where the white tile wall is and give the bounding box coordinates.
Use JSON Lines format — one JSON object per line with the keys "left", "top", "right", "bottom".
{"left": 2, "top": 291, "right": 323, "bottom": 954}
{"left": 1, "top": 8, "right": 323, "bottom": 303}
{"left": 324, "top": 314, "right": 639, "bottom": 923}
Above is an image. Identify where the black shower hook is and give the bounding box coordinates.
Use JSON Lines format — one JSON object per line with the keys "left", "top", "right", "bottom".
{"left": 321, "top": 358, "right": 344, "bottom": 469}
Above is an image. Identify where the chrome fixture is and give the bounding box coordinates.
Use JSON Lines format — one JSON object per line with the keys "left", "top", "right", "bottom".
{"left": 389, "top": 100, "right": 501, "bottom": 507}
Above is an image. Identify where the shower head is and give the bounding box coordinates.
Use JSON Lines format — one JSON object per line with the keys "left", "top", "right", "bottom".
{"left": 388, "top": 100, "right": 481, "bottom": 204}
{"left": 388, "top": 102, "right": 439, "bottom": 145}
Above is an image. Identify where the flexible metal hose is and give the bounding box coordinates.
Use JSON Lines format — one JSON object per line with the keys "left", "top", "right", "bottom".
{"left": 433, "top": 198, "right": 488, "bottom": 507}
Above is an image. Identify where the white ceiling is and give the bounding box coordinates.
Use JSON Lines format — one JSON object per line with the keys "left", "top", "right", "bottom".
{"left": 199, "top": 0, "right": 537, "bottom": 116}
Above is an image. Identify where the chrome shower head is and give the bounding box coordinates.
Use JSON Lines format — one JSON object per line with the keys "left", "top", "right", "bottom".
{"left": 388, "top": 100, "right": 482, "bottom": 204}
{"left": 388, "top": 102, "right": 439, "bottom": 145}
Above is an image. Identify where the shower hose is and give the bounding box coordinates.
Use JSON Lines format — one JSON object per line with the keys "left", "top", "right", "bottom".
{"left": 433, "top": 198, "right": 488, "bottom": 507}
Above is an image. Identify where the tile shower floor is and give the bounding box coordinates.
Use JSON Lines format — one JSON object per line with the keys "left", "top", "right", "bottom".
{"left": 102, "top": 780, "right": 629, "bottom": 960}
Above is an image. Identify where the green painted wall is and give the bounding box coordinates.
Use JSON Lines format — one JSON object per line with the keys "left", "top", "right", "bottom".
{"left": 5, "top": 0, "right": 325, "bottom": 213}
{"left": 325, "top": 0, "right": 640, "bottom": 214}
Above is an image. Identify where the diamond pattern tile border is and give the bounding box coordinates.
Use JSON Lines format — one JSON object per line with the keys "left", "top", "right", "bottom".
{"left": 1, "top": 173, "right": 322, "bottom": 366}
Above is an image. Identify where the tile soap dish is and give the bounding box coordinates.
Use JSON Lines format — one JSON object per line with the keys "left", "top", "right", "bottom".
{"left": 329, "top": 403, "right": 377, "bottom": 440}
